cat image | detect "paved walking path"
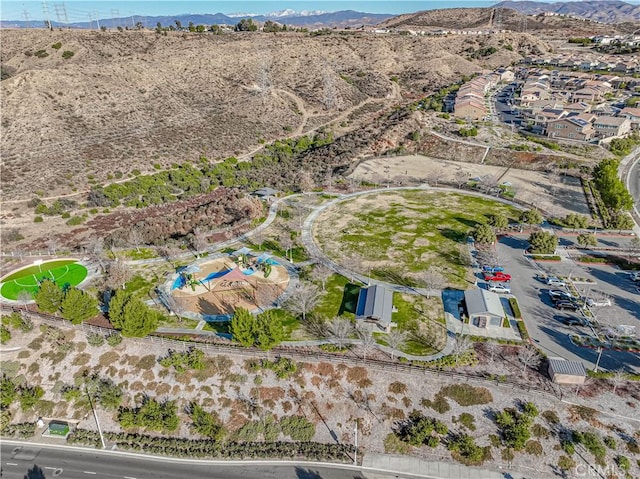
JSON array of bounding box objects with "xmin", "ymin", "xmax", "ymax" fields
[{"xmin": 363, "ymin": 453, "xmax": 530, "ymax": 479}]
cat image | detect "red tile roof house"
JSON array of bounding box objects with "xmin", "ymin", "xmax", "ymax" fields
[
  {"xmin": 593, "ymin": 116, "xmax": 632, "ymax": 139},
  {"xmin": 547, "ymin": 117, "xmax": 595, "ymax": 142}
]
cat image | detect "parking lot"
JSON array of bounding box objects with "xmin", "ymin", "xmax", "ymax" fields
[{"xmin": 494, "ymin": 234, "xmax": 640, "ymax": 374}]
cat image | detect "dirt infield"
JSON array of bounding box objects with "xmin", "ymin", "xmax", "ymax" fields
[
  {"xmin": 172, "ymin": 257, "xmax": 289, "ymax": 316},
  {"xmin": 350, "ymin": 155, "xmax": 590, "ymax": 217}
]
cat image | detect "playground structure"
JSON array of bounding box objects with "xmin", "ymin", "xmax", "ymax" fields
[{"xmin": 170, "ymin": 249, "xmax": 289, "ymax": 317}]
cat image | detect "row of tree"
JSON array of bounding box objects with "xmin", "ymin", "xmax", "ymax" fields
[{"xmin": 35, "ymin": 280, "xmax": 98, "ymax": 324}]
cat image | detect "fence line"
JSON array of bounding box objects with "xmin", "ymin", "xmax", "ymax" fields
[{"xmin": 0, "ymin": 305, "xmax": 559, "ymax": 399}]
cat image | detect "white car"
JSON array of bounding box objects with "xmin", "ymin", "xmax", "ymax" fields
[
  {"xmin": 586, "ymin": 298, "xmax": 611, "ymax": 307},
  {"xmin": 489, "ymin": 284, "xmax": 511, "ymax": 294},
  {"xmin": 546, "ymin": 277, "xmax": 566, "ymax": 287}
]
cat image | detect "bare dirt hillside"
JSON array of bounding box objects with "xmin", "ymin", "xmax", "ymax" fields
[
  {"xmin": 1, "ymin": 29, "xmax": 548, "ymax": 201},
  {"xmin": 379, "ymin": 7, "xmax": 637, "ymax": 35}
]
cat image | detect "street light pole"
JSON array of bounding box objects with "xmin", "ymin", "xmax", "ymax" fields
[
  {"xmin": 85, "ymin": 385, "xmax": 106, "ymax": 449},
  {"xmin": 354, "ymin": 419, "xmax": 358, "ymax": 465},
  {"xmin": 594, "ymin": 347, "xmax": 603, "ymax": 373}
]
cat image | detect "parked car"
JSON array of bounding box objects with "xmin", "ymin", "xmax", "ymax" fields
[
  {"xmin": 484, "ymin": 272, "xmax": 512, "ymax": 282},
  {"xmin": 555, "ymin": 301, "xmax": 579, "ymax": 311},
  {"xmin": 556, "ymin": 315, "xmax": 587, "ymax": 326},
  {"xmin": 629, "ymin": 272, "xmax": 640, "ymax": 282},
  {"xmin": 546, "ymin": 277, "xmax": 566, "ymax": 287},
  {"xmin": 482, "ymin": 265, "xmax": 505, "ymax": 273},
  {"xmin": 586, "ymin": 298, "xmax": 611, "ymax": 307},
  {"xmin": 489, "ymin": 284, "xmax": 511, "ymax": 294},
  {"xmin": 548, "ymin": 290, "xmax": 573, "ymax": 300}
]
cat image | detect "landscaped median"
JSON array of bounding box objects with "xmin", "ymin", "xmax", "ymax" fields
[
  {"xmin": 507, "ymin": 296, "xmax": 529, "ymax": 343},
  {"xmin": 569, "ymin": 334, "xmax": 640, "ymax": 353}
]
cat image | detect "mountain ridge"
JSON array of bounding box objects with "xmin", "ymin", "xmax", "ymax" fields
[{"xmin": 493, "ymin": 0, "xmax": 640, "ymax": 23}]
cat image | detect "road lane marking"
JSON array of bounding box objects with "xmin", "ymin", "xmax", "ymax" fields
[
  {"xmin": 83, "ymin": 472, "xmax": 97, "ymax": 475},
  {"xmin": 45, "ymin": 467, "xmax": 57, "ymax": 470},
  {"xmin": 6, "ymin": 463, "xmax": 18, "ymax": 466},
  {"xmin": 124, "ymin": 476, "xmax": 137, "ymax": 479}
]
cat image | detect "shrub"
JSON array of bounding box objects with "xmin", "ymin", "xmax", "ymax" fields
[
  {"xmin": 542, "ymin": 410, "xmax": 559, "ymax": 425},
  {"xmin": 532, "ymin": 424, "xmax": 549, "ymax": 438},
  {"xmin": 34, "ymin": 216, "xmax": 43, "ymax": 223},
  {"xmin": 580, "ymin": 431, "xmax": 606, "ymax": 464},
  {"xmin": 517, "ymin": 321, "xmax": 529, "ymax": 341},
  {"xmin": 389, "ymin": 381, "xmax": 408, "ymax": 395},
  {"xmin": 62, "ymin": 50, "xmax": 75, "ymax": 59},
  {"xmin": 280, "ymin": 416, "xmax": 316, "ymax": 441},
  {"xmin": 106, "ymin": 332, "xmax": 122, "ymax": 346},
  {"xmin": 438, "ymin": 384, "xmax": 493, "ymax": 406},
  {"xmin": 616, "ymin": 455, "xmax": 630, "ymax": 471},
  {"xmin": 508, "ymin": 298, "xmax": 522, "ymax": 318},
  {"xmin": 396, "ymin": 411, "xmax": 447, "ymax": 446},
  {"xmin": 86, "ymin": 332, "xmax": 105, "ymax": 347},
  {"xmin": 421, "ymin": 395, "xmax": 450, "ymax": 414},
  {"xmin": 525, "ymin": 440, "xmax": 543, "ymax": 455},
  {"xmin": 34, "ymin": 50, "xmax": 48, "ymax": 58},
  {"xmin": 159, "ymin": 348, "xmax": 205, "ymax": 372},
  {"xmin": 52, "ymin": 42, "xmax": 62, "ymax": 49},
  {"xmin": 458, "ymin": 413, "xmax": 476, "ymax": 431},
  {"xmin": 0, "ymin": 326, "xmax": 10, "ymax": 344},
  {"xmin": 448, "ymin": 433, "xmax": 486, "ymax": 464},
  {"xmin": 604, "ymin": 436, "xmax": 617, "ymax": 449},
  {"xmin": 558, "ymin": 455, "xmax": 576, "ymax": 471},
  {"xmin": 66, "ymin": 215, "xmax": 84, "ymax": 225}
]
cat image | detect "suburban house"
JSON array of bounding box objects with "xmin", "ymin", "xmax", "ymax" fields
[
  {"xmin": 355, "ymin": 284, "xmax": 394, "ymax": 333},
  {"xmin": 547, "ymin": 117, "xmax": 595, "ymax": 141},
  {"xmin": 454, "ymin": 97, "xmax": 486, "ymax": 120},
  {"xmin": 593, "ymin": 116, "xmax": 631, "ymax": 139},
  {"xmin": 563, "ymin": 102, "xmax": 591, "ymax": 114},
  {"xmin": 463, "ymin": 289, "xmax": 505, "ymax": 328},
  {"xmin": 619, "ymin": 107, "xmax": 640, "ymax": 129},
  {"xmin": 571, "ymin": 87, "xmax": 603, "ymax": 103},
  {"xmin": 532, "ymin": 108, "xmax": 567, "ymax": 134},
  {"xmin": 547, "ymin": 358, "xmax": 586, "ymax": 385}
]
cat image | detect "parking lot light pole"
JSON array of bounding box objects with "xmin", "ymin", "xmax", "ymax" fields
[{"xmin": 594, "ymin": 347, "xmax": 603, "ymax": 373}]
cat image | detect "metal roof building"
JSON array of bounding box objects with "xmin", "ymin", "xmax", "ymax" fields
[
  {"xmin": 355, "ymin": 285, "xmax": 393, "ymax": 332},
  {"xmin": 464, "ymin": 288, "xmax": 505, "ymax": 328},
  {"xmin": 548, "ymin": 358, "xmax": 587, "ymax": 385}
]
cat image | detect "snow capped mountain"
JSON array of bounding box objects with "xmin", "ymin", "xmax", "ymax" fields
[
  {"xmin": 227, "ymin": 9, "xmax": 328, "ymax": 19},
  {"xmin": 266, "ymin": 9, "xmax": 328, "ymax": 18}
]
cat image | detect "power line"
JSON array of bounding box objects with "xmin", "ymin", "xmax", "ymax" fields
[{"xmin": 41, "ymin": 0, "xmax": 52, "ymax": 29}]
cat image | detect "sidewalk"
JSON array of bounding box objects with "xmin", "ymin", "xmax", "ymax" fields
[{"xmin": 363, "ymin": 453, "xmax": 527, "ymax": 479}]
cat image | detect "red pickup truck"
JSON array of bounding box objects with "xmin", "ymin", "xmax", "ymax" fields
[{"xmin": 483, "ymin": 272, "xmax": 512, "ymax": 282}]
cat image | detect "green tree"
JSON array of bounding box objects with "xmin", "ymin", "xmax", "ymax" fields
[
  {"xmin": 472, "ymin": 224, "xmax": 496, "ymax": 245},
  {"xmin": 447, "ymin": 433, "xmax": 485, "ymax": 462},
  {"xmin": 487, "ymin": 213, "xmax": 509, "ymax": 230},
  {"xmin": 577, "ymin": 233, "xmax": 597, "ymax": 248},
  {"xmin": 0, "ymin": 375, "xmax": 17, "ymax": 408},
  {"xmin": 230, "ymin": 307, "xmax": 255, "ymax": 347},
  {"xmin": 519, "ymin": 209, "xmax": 543, "ymax": 227},
  {"xmin": 528, "ymin": 231, "xmax": 558, "ymax": 254},
  {"xmin": 255, "ymin": 309, "xmax": 285, "ymax": 350},
  {"xmin": 34, "ymin": 279, "xmax": 64, "ymax": 313},
  {"xmin": 19, "ymin": 385, "xmax": 44, "ymax": 411},
  {"xmin": 174, "ymin": 19, "xmax": 182, "ymax": 30},
  {"xmin": 61, "ymin": 288, "xmax": 98, "ymax": 324},
  {"xmin": 0, "ymin": 325, "xmax": 10, "ymax": 344},
  {"xmin": 235, "ymin": 18, "xmax": 258, "ymax": 31},
  {"xmin": 187, "ymin": 402, "xmax": 226, "ymax": 441},
  {"xmin": 564, "ymin": 213, "xmax": 589, "ymax": 229},
  {"xmin": 593, "ymin": 159, "xmax": 633, "ymax": 211},
  {"xmin": 107, "ymin": 291, "xmax": 159, "ymax": 337},
  {"xmin": 262, "ymin": 20, "xmax": 282, "ymax": 32}
]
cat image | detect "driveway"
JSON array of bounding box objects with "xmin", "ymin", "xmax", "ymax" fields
[{"xmin": 496, "ymin": 234, "xmax": 640, "ymax": 373}]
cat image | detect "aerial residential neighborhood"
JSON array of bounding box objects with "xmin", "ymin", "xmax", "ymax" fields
[{"xmin": 1, "ymin": 1, "xmax": 639, "ymax": 479}]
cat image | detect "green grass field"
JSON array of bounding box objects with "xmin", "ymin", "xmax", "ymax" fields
[
  {"xmin": 0, "ymin": 261, "xmax": 88, "ymax": 301},
  {"xmin": 315, "ymin": 190, "xmax": 520, "ymax": 288}
]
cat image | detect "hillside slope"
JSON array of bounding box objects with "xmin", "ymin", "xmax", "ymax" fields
[
  {"xmin": 0, "ymin": 29, "xmax": 548, "ymax": 201},
  {"xmin": 494, "ymin": 1, "xmax": 640, "ymax": 23}
]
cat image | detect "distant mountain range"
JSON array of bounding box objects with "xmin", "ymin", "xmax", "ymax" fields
[
  {"xmin": 493, "ymin": 0, "xmax": 640, "ymax": 23},
  {"xmin": 0, "ymin": 10, "xmax": 393, "ymax": 30}
]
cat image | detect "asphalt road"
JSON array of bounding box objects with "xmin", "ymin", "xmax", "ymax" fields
[
  {"xmin": 628, "ymin": 152, "xmax": 640, "ymax": 220},
  {"xmin": 0, "ymin": 443, "xmax": 371, "ymax": 479},
  {"xmin": 493, "ymin": 84, "xmax": 521, "ymax": 126},
  {"xmin": 495, "ymin": 235, "xmax": 640, "ymax": 374}
]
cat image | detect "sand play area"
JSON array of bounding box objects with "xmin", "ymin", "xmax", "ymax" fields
[{"xmin": 171, "ymin": 256, "xmax": 290, "ymax": 316}]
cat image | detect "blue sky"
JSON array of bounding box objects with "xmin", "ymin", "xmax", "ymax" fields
[{"xmin": 1, "ymin": 0, "xmax": 567, "ymax": 22}]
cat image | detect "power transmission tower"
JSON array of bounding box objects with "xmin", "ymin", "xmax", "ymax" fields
[
  {"xmin": 42, "ymin": 0, "xmax": 52, "ymax": 29},
  {"xmin": 111, "ymin": 9, "xmax": 119, "ymax": 28},
  {"xmin": 22, "ymin": 10, "xmax": 31, "ymax": 28},
  {"xmin": 94, "ymin": 11, "xmax": 100, "ymax": 29},
  {"xmin": 61, "ymin": 2, "xmax": 69, "ymax": 24},
  {"xmin": 53, "ymin": 4, "xmax": 63, "ymax": 23}
]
